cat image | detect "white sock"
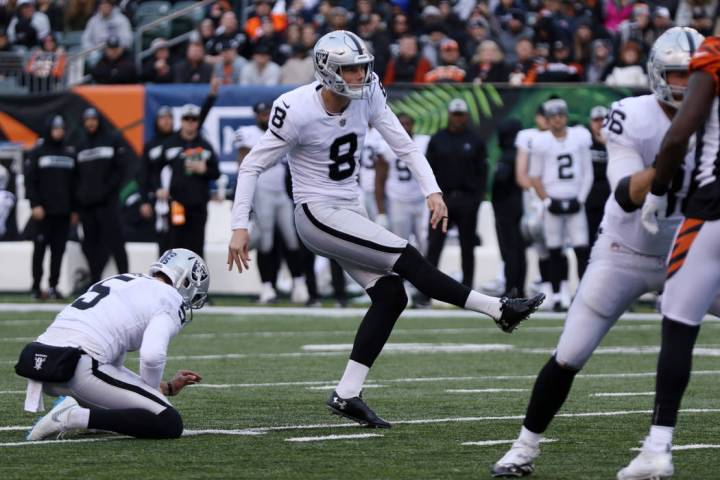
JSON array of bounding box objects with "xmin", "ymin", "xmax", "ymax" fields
[
  {"xmin": 647, "ymin": 425, "xmax": 674, "ymax": 451},
  {"xmin": 464, "ymin": 290, "xmax": 502, "ymax": 319},
  {"xmin": 262, "ymin": 282, "xmax": 274, "ymax": 289},
  {"xmin": 66, "ymin": 407, "xmax": 90, "ymax": 429},
  {"xmin": 518, "ymin": 426, "xmax": 541, "ymax": 446},
  {"xmin": 335, "ymin": 360, "xmax": 370, "ymax": 398}
]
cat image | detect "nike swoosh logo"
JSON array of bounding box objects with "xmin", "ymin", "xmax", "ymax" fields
[
  {"xmin": 282, "ymin": 101, "xmax": 290, "ymax": 109},
  {"xmin": 51, "ymin": 403, "xmax": 76, "ymax": 422}
]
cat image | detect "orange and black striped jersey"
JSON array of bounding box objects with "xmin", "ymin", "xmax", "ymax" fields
[{"xmin": 686, "ymin": 36, "xmax": 720, "ymax": 220}]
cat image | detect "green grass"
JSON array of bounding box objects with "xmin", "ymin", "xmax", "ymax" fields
[{"xmin": 1, "ymin": 309, "xmax": 719, "ymax": 479}]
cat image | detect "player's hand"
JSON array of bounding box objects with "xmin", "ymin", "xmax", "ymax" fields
[
  {"xmin": 375, "ymin": 213, "xmax": 389, "ymax": 229},
  {"xmin": 166, "ymin": 370, "xmax": 202, "ymax": 396},
  {"xmin": 640, "ymin": 192, "xmax": 667, "ymax": 235},
  {"xmin": 31, "ymin": 206, "xmax": 45, "ymax": 221},
  {"xmin": 227, "ymin": 228, "xmax": 251, "ymax": 272},
  {"xmin": 139, "ymin": 203, "xmax": 153, "ymax": 219},
  {"xmin": 427, "ymin": 192, "xmax": 448, "ymax": 233}
]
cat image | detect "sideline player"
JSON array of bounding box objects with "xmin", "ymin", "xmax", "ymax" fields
[
  {"xmin": 235, "ymin": 101, "xmax": 308, "ymax": 304},
  {"xmin": 617, "ymin": 31, "xmax": 720, "ymax": 480},
  {"xmin": 228, "ymin": 30, "xmax": 544, "ymax": 428},
  {"xmin": 17, "ymin": 248, "xmax": 209, "ymax": 440},
  {"xmin": 491, "ymin": 27, "xmax": 703, "ymax": 478},
  {"xmin": 529, "ymin": 98, "xmax": 593, "ymax": 309}
]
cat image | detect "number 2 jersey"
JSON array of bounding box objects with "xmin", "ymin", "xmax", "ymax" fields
[
  {"xmin": 231, "ymin": 75, "xmax": 441, "ymax": 229},
  {"xmin": 528, "ymin": 126, "xmax": 593, "ymax": 201},
  {"xmin": 601, "ymin": 94, "xmax": 694, "ymax": 256},
  {"xmin": 36, "ymin": 274, "xmax": 186, "ymax": 388},
  {"xmin": 686, "ymin": 36, "xmax": 720, "ymax": 220}
]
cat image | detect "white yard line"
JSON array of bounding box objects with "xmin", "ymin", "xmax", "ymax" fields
[
  {"xmin": 183, "ymin": 429, "xmax": 265, "ymax": 436},
  {"xmin": 285, "ymin": 433, "xmax": 383, "ymax": 442},
  {"xmin": 0, "ymin": 391, "xmax": 24, "ymax": 395},
  {"xmin": 305, "ymin": 384, "xmax": 385, "ymax": 390},
  {"xmin": 3, "ymin": 409, "xmax": 719, "ymax": 447},
  {"xmin": 0, "ymin": 426, "xmax": 29, "ymax": 431},
  {"xmin": 447, "ymin": 388, "xmax": 528, "ymax": 394},
  {"xmin": 462, "ymin": 438, "xmax": 557, "ymax": 446},
  {"xmin": 631, "ymin": 444, "xmax": 720, "ymax": 451},
  {"xmin": 591, "ymin": 392, "xmax": 655, "ymax": 397}
]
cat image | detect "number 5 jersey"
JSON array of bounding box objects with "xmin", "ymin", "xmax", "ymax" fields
[{"xmin": 231, "ymin": 74, "xmax": 440, "ymax": 229}]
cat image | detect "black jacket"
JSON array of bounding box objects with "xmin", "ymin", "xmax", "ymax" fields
[
  {"xmin": 138, "ymin": 131, "xmax": 173, "ymax": 204},
  {"xmin": 492, "ymin": 119, "xmax": 523, "ymax": 213},
  {"xmin": 427, "ymin": 127, "xmax": 488, "ymax": 198},
  {"xmin": 91, "ymin": 50, "xmax": 138, "ymax": 84},
  {"xmin": 162, "ymin": 132, "xmax": 220, "ymax": 208},
  {"xmin": 172, "ymin": 60, "xmax": 213, "ymax": 84},
  {"xmin": 75, "ymin": 126, "xmax": 127, "ymax": 208},
  {"xmin": 586, "ymin": 137, "xmax": 610, "ymax": 209},
  {"xmin": 25, "ymin": 137, "xmax": 75, "ymax": 215}
]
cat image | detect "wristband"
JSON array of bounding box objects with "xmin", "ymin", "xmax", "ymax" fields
[
  {"xmin": 166, "ymin": 381, "xmax": 174, "ymax": 396},
  {"xmin": 650, "ymin": 179, "xmax": 668, "ymax": 196}
]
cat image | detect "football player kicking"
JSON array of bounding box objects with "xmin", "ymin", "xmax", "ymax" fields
[
  {"xmin": 17, "ymin": 249, "xmax": 209, "ymax": 440},
  {"xmin": 228, "ymin": 30, "xmax": 544, "ymax": 428},
  {"xmin": 617, "ymin": 32, "xmax": 720, "ymax": 480},
  {"xmin": 491, "ymin": 27, "xmax": 703, "ymax": 477}
]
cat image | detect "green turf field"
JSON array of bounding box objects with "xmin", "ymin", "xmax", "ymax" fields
[{"xmin": 1, "ymin": 307, "xmax": 719, "ymax": 479}]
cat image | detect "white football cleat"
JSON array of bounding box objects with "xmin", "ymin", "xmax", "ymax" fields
[
  {"xmin": 258, "ymin": 283, "xmax": 277, "ymax": 304},
  {"xmin": 27, "ymin": 396, "xmax": 80, "ymax": 441},
  {"xmin": 291, "ymin": 279, "xmax": 309, "ymax": 304},
  {"xmin": 491, "ymin": 439, "xmax": 540, "ymax": 477},
  {"xmin": 617, "ymin": 439, "xmax": 674, "ymax": 480}
]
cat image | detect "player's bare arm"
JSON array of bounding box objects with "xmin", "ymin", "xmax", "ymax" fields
[
  {"xmin": 655, "ymin": 71, "xmax": 716, "ymax": 190},
  {"xmin": 515, "ymin": 149, "xmax": 532, "ymax": 190}
]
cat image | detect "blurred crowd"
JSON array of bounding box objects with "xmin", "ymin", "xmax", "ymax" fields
[{"xmin": 1, "ymin": 0, "xmax": 718, "ymax": 88}]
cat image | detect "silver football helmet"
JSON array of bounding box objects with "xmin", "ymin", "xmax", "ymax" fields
[
  {"xmin": 313, "ymin": 30, "xmax": 374, "ymax": 99},
  {"xmin": 648, "ymin": 26, "xmax": 704, "ymax": 109},
  {"xmin": 149, "ymin": 248, "xmax": 209, "ymax": 309}
]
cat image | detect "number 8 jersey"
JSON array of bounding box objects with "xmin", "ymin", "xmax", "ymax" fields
[{"xmin": 232, "ymin": 75, "xmax": 441, "ymax": 229}]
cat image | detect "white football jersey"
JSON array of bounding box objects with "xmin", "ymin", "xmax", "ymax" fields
[
  {"xmin": 235, "ymin": 125, "xmax": 286, "ymax": 193},
  {"xmin": 529, "ymin": 126, "xmax": 593, "ymax": 200},
  {"xmin": 514, "ymin": 127, "xmax": 542, "ymax": 153},
  {"xmin": 382, "ymin": 134, "xmax": 430, "ymax": 202},
  {"xmin": 601, "ymin": 94, "xmax": 694, "ymax": 256},
  {"xmin": 36, "ymin": 274, "xmax": 185, "ymax": 388},
  {"xmin": 0, "ymin": 190, "xmax": 14, "ymax": 237},
  {"xmin": 232, "ymin": 75, "xmax": 441, "ymax": 229},
  {"xmin": 358, "ymin": 127, "xmax": 380, "ymax": 194}
]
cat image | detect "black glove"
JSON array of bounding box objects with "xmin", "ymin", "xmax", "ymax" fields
[{"xmin": 548, "ymin": 198, "xmax": 581, "ymax": 215}]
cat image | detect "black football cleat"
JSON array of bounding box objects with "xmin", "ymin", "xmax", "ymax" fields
[
  {"xmin": 326, "ymin": 390, "xmax": 391, "ymax": 428},
  {"xmin": 495, "ymin": 293, "xmax": 545, "ymax": 333}
]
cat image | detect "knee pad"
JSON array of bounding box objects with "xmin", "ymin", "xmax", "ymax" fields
[
  {"xmin": 368, "ymin": 275, "xmax": 408, "ymax": 315},
  {"xmin": 157, "ymin": 407, "xmax": 183, "ymax": 439}
]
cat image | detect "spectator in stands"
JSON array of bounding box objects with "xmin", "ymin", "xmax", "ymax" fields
[
  {"xmin": 675, "ymin": 0, "xmax": 717, "ymax": 36},
  {"xmin": 207, "ymin": 11, "xmax": 247, "ymax": 63},
  {"xmin": 585, "ymin": 38, "xmax": 614, "ymax": 83},
  {"xmin": 426, "ymin": 98, "xmax": 488, "ymax": 289},
  {"xmin": 327, "ymin": 6, "xmax": 349, "ymax": 31},
  {"xmin": 389, "ymin": 12, "xmax": 411, "ymax": 42},
  {"xmin": 25, "ymin": 114, "xmax": 75, "ymax": 300},
  {"xmin": 424, "ymin": 38, "xmax": 467, "ymax": 83},
  {"xmin": 81, "ymin": 0, "xmax": 132, "ymax": 53},
  {"xmin": 65, "ymin": 0, "xmax": 95, "ymax": 32},
  {"xmin": 462, "ymin": 17, "xmax": 492, "ymax": 61},
  {"xmin": 7, "ymin": 0, "xmax": 51, "ymax": 49},
  {"xmin": 198, "ymin": 18, "xmax": 216, "ymax": 52},
  {"xmin": 91, "ymin": 34, "xmax": 137, "ymax": 84},
  {"xmin": 173, "ymin": 38, "xmax": 213, "ymax": 84},
  {"xmin": 240, "ymin": 41, "xmax": 280, "ymax": 85},
  {"xmin": 36, "ymin": 0, "xmax": 62, "ymax": 33},
  {"xmin": 604, "ymin": 0, "xmax": 634, "ymax": 33},
  {"xmin": 300, "ymin": 23, "xmax": 318, "ymax": 51},
  {"xmin": 277, "ymin": 21, "xmax": 301, "ymax": 61},
  {"xmin": 213, "ymin": 38, "xmax": 246, "ymax": 84},
  {"xmin": 383, "ymin": 34, "xmax": 431, "ymax": 85},
  {"xmin": 605, "ymin": 40, "xmax": 648, "ymax": 87},
  {"xmin": 508, "ymin": 36, "xmax": 535, "ymax": 85},
  {"xmin": 25, "ymin": 33, "xmax": 65, "ymax": 91},
  {"xmin": 161, "ymin": 104, "xmax": 220, "ymax": 260},
  {"xmin": 245, "ymin": 0, "xmax": 287, "ymax": 42},
  {"xmin": 357, "ymin": 13, "xmax": 391, "ymax": 80},
  {"xmin": 75, "ymin": 107, "xmax": 129, "ymax": 285},
  {"xmin": 533, "ymin": 41, "xmax": 583, "ymax": 82},
  {"xmin": 467, "ymin": 39, "xmax": 510, "ymax": 83},
  {"xmin": 0, "ymin": 27, "xmax": 12, "ymax": 52},
  {"xmin": 492, "ymin": 119, "xmax": 526, "ymax": 298},
  {"xmin": 142, "ymin": 38, "xmax": 173, "ymax": 84},
  {"xmin": 280, "ymin": 44, "xmax": 314, "ymax": 84},
  {"xmin": 618, "ymin": 3, "xmax": 656, "ymax": 50},
  {"xmin": 497, "ymin": 9, "xmax": 533, "ymax": 64},
  {"xmin": 652, "ymin": 6, "xmax": 674, "ymax": 35},
  {"xmin": 572, "ymin": 19, "xmax": 594, "ymax": 67}
]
